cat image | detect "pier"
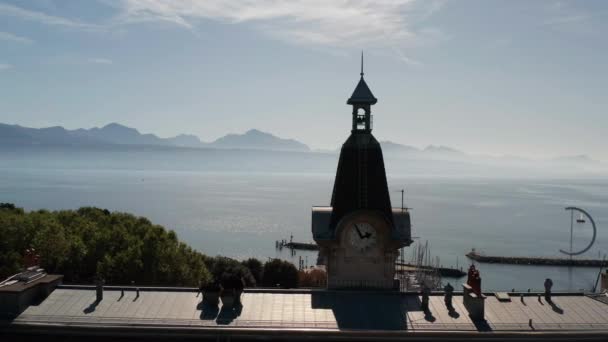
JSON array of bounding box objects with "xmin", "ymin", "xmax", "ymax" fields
[
  {"xmin": 466, "ymin": 249, "xmax": 608, "ymax": 267},
  {"xmin": 276, "ymin": 239, "xmax": 319, "ymax": 251}
]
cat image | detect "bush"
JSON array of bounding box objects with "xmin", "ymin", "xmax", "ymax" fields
[
  {"xmin": 262, "ymin": 259, "xmax": 298, "ymax": 288},
  {"xmin": 241, "ymin": 258, "xmax": 263, "ymax": 285},
  {"xmin": 0, "ymin": 203, "xmax": 19, "ymax": 211},
  {"xmin": 204, "ymin": 256, "xmax": 256, "ymax": 288},
  {"xmin": 297, "ymin": 268, "xmax": 327, "ymax": 288}
]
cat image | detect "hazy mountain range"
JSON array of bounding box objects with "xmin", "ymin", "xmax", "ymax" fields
[
  {"xmin": 0, "ymin": 123, "xmax": 309, "ymax": 152},
  {"xmin": 0, "ymin": 122, "xmax": 600, "ymax": 166}
]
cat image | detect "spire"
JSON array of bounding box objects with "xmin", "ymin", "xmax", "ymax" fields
[
  {"xmin": 347, "ymin": 52, "xmax": 377, "ymax": 105},
  {"xmin": 360, "ymin": 51, "xmax": 364, "ymax": 77}
]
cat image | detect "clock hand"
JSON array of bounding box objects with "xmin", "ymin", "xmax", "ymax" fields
[
  {"xmin": 362, "ymin": 232, "xmax": 372, "ymax": 239},
  {"xmin": 354, "ymin": 224, "xmax": 365, "ymax": 239}
]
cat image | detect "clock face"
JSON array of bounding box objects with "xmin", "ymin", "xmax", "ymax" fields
[{"xmin": 347, "ymin": 222, "xmax": 377, "ymax": 253}]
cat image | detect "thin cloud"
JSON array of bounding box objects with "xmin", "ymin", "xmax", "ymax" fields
[
  {"xmin": 110, "ymin": 0, "xmax": 442, "ymax": 61},
  {"xmin": 0, "ymin": 63, "xmax": 13, "ymax": 71},
  {"xmin": 541, "ymin": 1, "xmax": 597, "ymax": 32},
  {"xmin": 543, "ymin": 13, "xmax": 590, "ymax": 26},
  {"xmin": 0, "ymin": 3, "xmax": 99, "ymax": 29},
  {"xmin": 0, "ymin": 31, "xmax": 34, "ymax": 44},
  {"xmin": 88, "ymin": 58, "xmax": 113, "ymax": 65},
  {"xmin": 0, "ymin": 1, "xmax": 444, "ymax": 64}
]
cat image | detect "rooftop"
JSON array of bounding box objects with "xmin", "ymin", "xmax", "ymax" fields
[
  {"xmin": 4, "ymin": 286, "xmax": 608, "ymax": 339},
  {"xmin": 347, "ymin": 77, "xmax": 377, "ymax": 105},
  {"xmin": 0, "ymin": 274, "xmax": 62, "ymax": 293}
]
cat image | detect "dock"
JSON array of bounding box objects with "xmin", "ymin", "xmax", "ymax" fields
[
  {"xmin": 466, "ymin": 250, "xmax": 608, "ymax": 267},
  {"xmin": 276, "ymin": 240, "xmax": 319, "ymax": 251}
]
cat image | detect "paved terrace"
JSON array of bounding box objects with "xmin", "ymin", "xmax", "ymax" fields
[{"xmin": 4, "ymin": 286, "xmax": 608, "ymax": 339}]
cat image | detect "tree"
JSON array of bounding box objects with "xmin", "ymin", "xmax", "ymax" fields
[
  {"xmin": 0, "ymin": 206, "xmax": 212, "ymax": 286},
  {"xmin": 262, "ymin": 259, "xmax": 298, "ymax": 288},
  {"xmin": 241, "ymin": 258, "xmax": 263, "ymax": 285},
  {"xmin": 205, "ymin": 256, "xmax": 255, "ymax": 287},
  {"xmin": 0, "ymin": 203, "xmax": 19, "ymax": 211},
  {"xmin": 297, "ymin": 268, "xmax": 327, "ymax": 287}
]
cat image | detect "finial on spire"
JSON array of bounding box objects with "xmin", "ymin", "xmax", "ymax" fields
[{"xmin": 360, "ymin": 51, "xmax": 364, "ymax": 77}]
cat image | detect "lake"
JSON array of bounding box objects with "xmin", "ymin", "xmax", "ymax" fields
[{"xmin": 1, "ymin": 146, "xmax": 607, "ymax": 291}]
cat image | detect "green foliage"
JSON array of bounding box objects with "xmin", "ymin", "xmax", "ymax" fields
[
  {"xmin": 0, "ymin": 205, "xmax": 300, "ymax": 289},
  {"xmin": 242, "ymin": 258, "xmax": 263, "ymax": 285},
  {"xmin": 298, "ymin": 268, "xmax": 327, "ymax": 288},
  {"xmin": 0, "ymin": 206, "xmax": 211, "ymax": 286},
  {"xmin": 0, "ymin": 204, "xmax": 29, "ymax": 277},
  {"xmin": 0, "ymin": 203, "xmax": 20, "ymax": 211},
  {"xmin": 204, "ymin": 256, "xmax": 256, "ymax": 288},
  {"xmin": 262, "ymin": 259, "xmax": 299, "ymax": 288}
]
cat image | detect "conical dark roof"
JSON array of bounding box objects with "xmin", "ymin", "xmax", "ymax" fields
[
  {"xmin": 347, "ymin": 77, "xmax": 377, "ymax": 105},
  {"xmin": 329, "ymin": 133, "xmax": 393, "ymax": 231}
]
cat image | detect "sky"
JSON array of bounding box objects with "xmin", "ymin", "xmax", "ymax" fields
[{"xmin": 0, "ymin": 0, "xmax": 607, "ymax": 160}]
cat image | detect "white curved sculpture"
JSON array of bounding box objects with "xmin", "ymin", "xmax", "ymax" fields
[{"xmin": 559, "ymin": 207, "xmax": 596, "ymax": 256}]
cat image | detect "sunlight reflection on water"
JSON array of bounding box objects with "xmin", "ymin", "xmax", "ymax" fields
[{"xmin": 1, "ymin": 166, "xmax": 607, "ymax": 291}]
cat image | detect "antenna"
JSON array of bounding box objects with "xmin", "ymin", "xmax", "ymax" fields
[
  {"xmin": 394, "ymin": 189, "xmax": 406, "ymax": 210},
  {"xmin": 360, "ymin": 51, "xmax": 364, "ymax": 77}
]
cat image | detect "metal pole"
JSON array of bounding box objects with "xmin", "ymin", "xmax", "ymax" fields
[
  {"xmin": 400, "ymin": 187, "xmax": 405, "ymax": 268},
  {"xmin": 593, "ymin": 254, "xmax": 606, "ymax": 293},
  {"xmin": 570, "ymin": 210, "xmax": 574, "ymax": 261}
]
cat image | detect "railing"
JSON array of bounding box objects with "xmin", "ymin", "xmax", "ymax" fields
[{"xmin": 18, "ymin": 314, "xmax": 608, "ymax": 332}]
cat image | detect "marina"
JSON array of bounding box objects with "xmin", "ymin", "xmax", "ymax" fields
[{"xmin": 396, "ymin": 263, "xmax": 466, "ymax": 278}]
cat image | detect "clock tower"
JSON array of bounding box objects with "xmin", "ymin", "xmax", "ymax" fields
[{"xmin": 312, "ymin": 55, "xmax": 412, "ymax": 289}]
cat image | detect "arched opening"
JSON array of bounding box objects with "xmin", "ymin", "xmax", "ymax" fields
[{"xmin": 355, "ymin": 107, "xmax": 367, "ymax": 130}]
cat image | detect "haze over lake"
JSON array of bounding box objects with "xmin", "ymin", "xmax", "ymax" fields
[{"xmin": 1, "ymin": 145, "xmax": 607, "ymax": 291}]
